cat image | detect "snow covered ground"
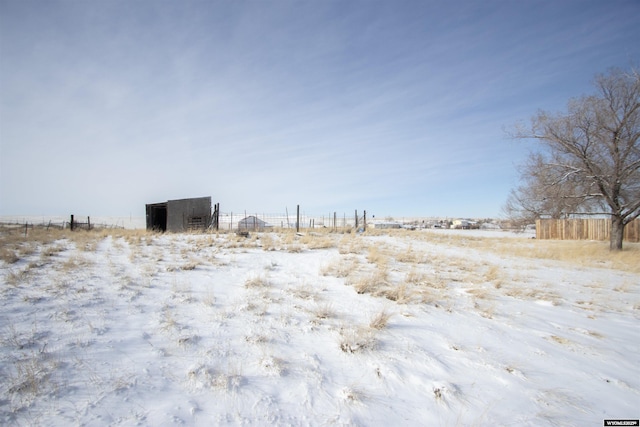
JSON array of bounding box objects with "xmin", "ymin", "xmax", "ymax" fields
[{"xmin": 1, "ymin": 228, "xmax": 638, "ymax": 426}]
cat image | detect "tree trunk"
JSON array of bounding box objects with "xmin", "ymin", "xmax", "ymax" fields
[{"xmin": 610, "ymin": 215, "xmax": 625, "ymax": 251}]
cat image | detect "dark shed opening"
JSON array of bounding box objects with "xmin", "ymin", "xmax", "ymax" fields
[{"xmin": 146, "ymin": 202, "xmax": 168, "ymax": 232}]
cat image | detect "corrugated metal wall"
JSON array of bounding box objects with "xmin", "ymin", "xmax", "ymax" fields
[
  {"xmin": 147, "ymin": 197, "xmax": 212, "ymax": 232},
  {"xmin": 166, "ymin": 197, "xmax": 212, "ymax": 232}
]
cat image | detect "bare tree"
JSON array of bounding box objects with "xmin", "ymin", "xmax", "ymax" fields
[{"xmin": 507, "ymin": 67, "xmax": 640, "ymax": 250}]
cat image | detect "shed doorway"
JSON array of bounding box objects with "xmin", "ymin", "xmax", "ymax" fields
[{"xmin": 146, "ymin": 203, "xmax": 167, "ymax": 232}]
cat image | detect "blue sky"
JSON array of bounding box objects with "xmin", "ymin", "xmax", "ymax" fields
[{"xmin": 1, "ymin": 0, "xmax": 638, "ymax": 219}]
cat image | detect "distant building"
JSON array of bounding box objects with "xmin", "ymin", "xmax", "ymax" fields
[
  {"xmin": 146, "ymin": 197, "xmax": 212, "ymax": 232},
  {"xmin": 238, "ymin": 216, "xmax": 272, "ymax": 231},
  {"xmin": 451, "ymin": 219, "xmax": 478, "ymax": 229},
  {"xmin": 374, "ymin": 222, "xmax": 403, "ymax": 229}
]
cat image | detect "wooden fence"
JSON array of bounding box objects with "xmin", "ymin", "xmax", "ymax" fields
[{"xmin": 535, "ymin": 218, "xmax": 640, "ymax": 242}]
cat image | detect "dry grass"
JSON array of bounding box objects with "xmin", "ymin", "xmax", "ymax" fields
[
  {"xmin": 349, "ymin": 268, "xmax": 389, "ymax": 295},
  {"xmin": 466, "ymin": 286, "xmax": 493, "ymax": 300},
  {"xmin": 0, "ymin": 247, "xmax": 20, "ymax": 264},
  {"xmin": 339, "ymin": 386, "xmax": 365, "ymax": 404},
  {"xmin": 613, "ymin": 281, "xmax": 634, "ymax": 293},
  {"xmin": 260, "ymin": 233, "xmax": 279, "ymax": 251},
  {"xmin": 404, "ymin": 229, "xmax": 640, "ymax": 273},
  {"xmin": 180, "ymin": 261, "xmax": 198, "ymax": 271},
  {"xmin": 245, "ymin": 274, "xmax": 271, "ymax": 288},
  {"xmin": 0, "ymin": 227, "xmax": 159, "ymax": 275},
  {"xmin": 282, "ymin": 232, "xmax": 297, "ymax": 246},
  {"xmin": 475, "ymin": 301, "xmax": 496, "ymax": 319},
  {"xmin": 483, "ymin": 265, "xmax": 502, "ymax": 283},
  {"xmin": 260, "ymin": 355, "xmax": 286, "ymax": 377},
  {"xmin": 299, "ymin": 233, "xmax": 336, "ymax": 250},
  {"xmin": 415, "ymin": 274, "xmax": 447, "ymax": 290},
  {"xmin": 274, "ymin": 232, "xmax": 304, "ymax": 253},
  {"xmin": 0, "ymin": 226, "xmax": 66, "ymax": 247},
  {"xmin": 170, "ymin": 280, "xmax": 193, "ymax": 303},
  {"xmin": 320, "ymin": 256, "xmax": 359, "ymax": 278},
  {"xmin": 444, "ymin": 235, "xmax": 640, "ymax": 274},
  {"xmin": 339, "ymin": 326, "xmax": 377, "ymax": 354},
  {"xmin": 6, "ymin": 351, "xmax": 60, "ymax": 404},
  {"xmin": 366, "ymin": 245, "xmax": 389, "ymax": 267},
  {"xmin": 338, "ymin": 235, "xmax": 363, "ymax": 254},
  {"xmin": 59, "ymin": 254, "xmax": 92, "ymax": 273},
  {"xmin": 286, "ymin": 244, "xmax": 304, "ymax": 253},
  {"xmin": 548, "ymin": 335, "xmax": 573, "ymax": 345},
  {"xmin": 290, "ymin": 283, "xmax": 318, "ymax": 301},
  {"xmin": 514, "ymin": 240, "xmax": 616, "ymax": 265},
  {"xmin": 369, "ymin": 309, "xmax": 392, "ymax": 330},
  {"xmin": 396, "ymin": 245, "xmax": 425, "ymax": 264},
  {"xmin": 41, "ymin": 244, "xmax": 66, "ymax": 258},
  {"xmin": 376, "ymin": 283, "xmax": 413, "ymax": 304},
  {"xmin": 404, "ymin": 268, "xmax": 427, "ymax": 284},
  {"xmin": 418, "ymin": 287, "xmax": 445, "ymax": 305},
  {"xmin": 501, "ymin": 284, "xmax": 562, "ymax": 305},
  {"xmin": 312, "ymin": 302, "xmax": 335, "ymax": 320},
  {"xmin": 160, "ymin": 303, "xmax": 179, "ymax": 332},
  {"xmin": 70, "ymin": 232, "xmax": 102, "ymax": 252}
]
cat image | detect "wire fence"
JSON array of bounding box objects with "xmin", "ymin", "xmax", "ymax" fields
[
  {"xmin": 0, "ymin": 216, "xmax": 127, "ymax": 233},
  {"xmin": 214, "ymin": 211, "xmax": 498, "ymax": 232},
  {"xmin": 1, "ymin": 212, "xmax": 505, "ymax": 234},
  {"xmin": 0, "ymin": 212, "xmax": 365, "ymax": 233},
  {"xmin": 215, "ymin": 211, "xmax": 366, "ymax": 232}
]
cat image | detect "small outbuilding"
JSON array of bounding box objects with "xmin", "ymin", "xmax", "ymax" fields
[
  {"xmin": 146, "ymin": 197, "xmax": 212, "ymax": 232},
  {"xmin": 238, "ymin": 216, "xmax": 272, "ymax": 231}
]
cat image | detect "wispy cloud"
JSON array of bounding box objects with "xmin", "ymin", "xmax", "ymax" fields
[{"xmin": 1, "ymin": 0, "xmax": 638, "ymax": 217}]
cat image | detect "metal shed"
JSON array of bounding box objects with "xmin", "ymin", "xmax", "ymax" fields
[
  {"xmin": 146, "ymin": 197, "xmax": 212, "ymax": 232},
  {"xmin": 238, "ymin": 215, "xmax": 272, "ymax": 231}
]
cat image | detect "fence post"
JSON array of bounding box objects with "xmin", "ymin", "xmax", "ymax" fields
[
  {"xmin": 215, "ymin": 203, "xmax": 220, "ymax": 231},
  {"xmin": 363, "ymin": 210, "xmax": 367, "ymax": 232},
  {"xmin": 355, "ymin": 210, "xmax": 358, "ymax": 229},
  {"xmin": 70, "ymin": 215, "xmax": 75, "ymax": 231},
  {"xmin": 24, "ymin": 222, "xmax": 28, "ymax": 237},
  {"xmin": 296, "ymin": 205, "xmax": 300, "ymax": 233},
  {"xmin": 285, "ymin": 207, "xmax": 290, "ymax": 229},
  {"xmin": 88, "ymin": 216, "xmax": 91, "ymax": 230}
]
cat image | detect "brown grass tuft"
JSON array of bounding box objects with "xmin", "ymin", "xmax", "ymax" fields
[
  {"xmin": 245, "ymin": 274, "xmax": 271, "ymax": 288},
  {"xmin": 0, "ymin": 247, "xmax": 20, "ymax": 264},
  {"xmin": 339, "ymin": 326, "xmax": 377, "ymax": 354},
  {"xmin": 377, "ymin": 283, "xmax": 413, "ymax": 304},
  {"xmin": 369, "ymin": 309, "xmax": 392, "ymax": 330},
  {"xmin": 350, "ymin": 268, "xmax": 388, "ymax": 295}
]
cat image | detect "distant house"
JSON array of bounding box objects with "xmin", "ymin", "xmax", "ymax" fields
[
  {"xmin": 374, "ymin": 222, "xmax": 402, "ymax": 229},
  {"xmin": 451, "ymin": 219, "xmax": 478, "ymax": 229},
  {"xmin": 238, "ymin": 216, "xmax": 272, "ymax": 231},
  {"xmin": 146, "ymin": 197, "xmax": 212, "ymax": 232}
]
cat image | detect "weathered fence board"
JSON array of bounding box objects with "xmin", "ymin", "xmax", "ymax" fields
[{"xmin": 535, "ymin": 219, "xmax": 640, "ymax": 242}]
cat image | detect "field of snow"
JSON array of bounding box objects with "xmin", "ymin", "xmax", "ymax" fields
[{"xmin": 1, "ymin": 227, "xmax": 638, "ymax": 426}]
